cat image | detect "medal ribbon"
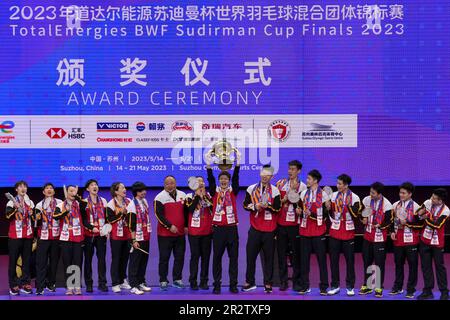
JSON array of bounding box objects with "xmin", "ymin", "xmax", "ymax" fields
[
  {"xmin": 370, "ymin": 197, "xmax": 384, "ymax": 225},
  {"xmin": 335, "ymin": 190, "xmax": 352, "ymax": 219},
  {"xmin": 252, "ymin": 183, "xmax": 273, "ymax": 206},
  {"xmin": 430, "ymin": 204, "xmax": 445, "ymax": 223},
  {"xmin": 88, "ymin": 196, "xmax": 105, "ymax": 223},
  {"xmin": 42, "ymin": 197, "xmax": 56, "ymax": 224},
  {"xmin": 134, "ymin": 198, "xmax": 148, "ymax": 226},
  {"xmin": 304, "ymin": 188, "xmax": 323, "ymax": 208},
  {"xmin": 64, "ymin": 199, "xmax": 80, "ymax": 226}
]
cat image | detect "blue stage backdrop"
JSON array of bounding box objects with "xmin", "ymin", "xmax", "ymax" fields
[{"xmin": 0, "ymin": 0, "xmax": 449, "ymax": 187}]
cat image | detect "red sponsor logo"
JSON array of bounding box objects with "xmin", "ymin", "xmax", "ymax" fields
[
  {"xmin": 46, "ymin": 128, "xmax": 67, "ymax": 139},
  {"xmin": 268, "ymin": 120, "xmax": 290, "ymax": 142},
  {"xmin": 172, "ymin": 121, "xmax": 193, "ymax": 131}
]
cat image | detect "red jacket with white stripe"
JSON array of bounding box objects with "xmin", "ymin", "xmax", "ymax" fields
[{"xmin": 154, "ymin": 189, "xmax": 186, "ymax": 237}]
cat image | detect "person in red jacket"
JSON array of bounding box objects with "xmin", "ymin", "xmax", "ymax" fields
[
  {"xmin": 416, "ymin": 188, "xmax": 449, "ymax": 300},
  {"xmin": 128, "ymin": 181, "xmax": 152, "ymax": 295},
  {"xmin": 298, "ymin": 169, "xmax": 331, "ymax": 296},
  {"xmin": 53, "ymin": 185, "xmax": 89, "ymax": 295},
  {"xmin": 206, "ymin": 153, "xmax": 240, "ymax": 295},
  {"xmin": 275, "ymin": 160, "xmax": 306, "ymax": 292},
  {"xmin": 34, "ymin": 183, "xmax": 63, "ymax": 295},
  {"xmin": 242, "ymin": 165, "xmax": 281, "ymax": 293},
  {"xmin": 106, "ymin": 182, "xmax": 132, "ymax": 293},
  {"xmin": 389, "ymin": 182, "xmax": 422, "ymax": 298},
  {"xmin": 328, "ymin": 174, "xmax": 362, "ymax": 297},
  {"xmin": 83, "ymin": 179, "xmax": 108, "ymax": 293},
  {"xmin": 185, "ymin": 177, "xmax": 213, "ymax": 291},
  {"xmin": 154, "ymin": 176, "xmax": 187, "ymax": 291},
  {"xmin": 5, "ymin": 180, "xmax": 35, "ymax": 295},
  {"xmin": 359, "ymin": 182, "xmax": 393, "ymax": 298}
]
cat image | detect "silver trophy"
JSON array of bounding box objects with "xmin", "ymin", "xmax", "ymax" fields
[
  {"xmin": 100, "ymin": 223, "xmax": 112, "ymax": 237},
  {"xmin": 396, "ymin": 206, "xmax": 408, "ymax": 221},
  {"xmin": 4, "ymin": 192, "xmax": 31, "ymax": 214},
  {"xmin": 188, "ymin": 176, "xmax": 200, "ymax": 191},
  {"xmin": 361, "ymin": 207, "xmax": 372, "ymax": 218},
  {"xmin": 322, "ymin": 186, "xmax": 333, "ymax": 198},
  {"xmin": 287, "ymin": 189, "xmax": 300, "ymax": 203}
]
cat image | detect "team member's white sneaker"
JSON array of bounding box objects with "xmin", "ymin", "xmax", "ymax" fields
[
  {"xmin": 112, "ymin": 285, "xmax": 121, "ymax": 293},
  {"xmin": 120, "ymin": 279, "xmax": 132, "ymax": 290},
  {"xmin": 346, "ymin": 288, "xmax": 355, "ymax": 296},
  {"xmin": 130, "ymin": 287, "xmax": 144, "ymax": 295},
  {"xmin": 139, "ymin": 283, "xmax": 152, "ymax": 292},
  {"xmin": 327, "ymin": 287, "xmax": 340, "ymax": 295}
]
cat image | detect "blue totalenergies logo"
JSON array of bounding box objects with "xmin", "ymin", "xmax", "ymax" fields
[{"xmin": 0, "ymin": 121, "xmax": 14, "ymax": 133}]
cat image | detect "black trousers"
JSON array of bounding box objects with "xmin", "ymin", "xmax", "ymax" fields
[
  {"xmin": 188, "ymin": 234, "xmax": 212, "ymax": 284},
  {"xmin": 276, "ymin": 225, "xmax": 301, "ymax": 288},
  {"xmin": 8, "ymin": 238, "xmax": 33, "ymax": 288},
  {"xmin": 300, "ymin": 235, "xmax": 329, "ymax": 290},
  {"xmin": 60, "ymin": 241, "xmax": 83, "ymax": 288},
  {"xmin": 329, "ymin": 237, "xmax": 355, "ymax": 289},
  {"xmin": 129, "ymin": 240, "xmax": 150, "ymax": 288},
  {"xmin": 83, "ymin": 236, "xmax": 107, "ymax": 287},
  {"xmin": 110, "ymin": 239, "xmax": 130, "ymax": 286},
  {"xmin": 245, "ymin": 226, "xmax": 275, "ymax": 286},
  {"xmin": 393, "ymin": 245, "xmax": 418, "ymax": 292},
  {"xmin": 419, "ymin": 242, "xmax": 449, "ymax": 294},
  {"xmin": 35, "ymin": 239, "xmax": 60, "ymax": 290},
  {"xmin": 212, "ymin": 225, "xmax": 239, "ymax": 287},
  {"xmin": 362, "ymin": 240, "xmax": 386, "ymax": 289},
  {"xmin": 157, "ymin": 235, "xmax": 185, "ymax": 283}
]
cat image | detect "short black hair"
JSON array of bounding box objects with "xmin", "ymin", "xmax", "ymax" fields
[
  {"xmin": 288, "ymin": 160, "xmax": 303, "ymax": 170},
  {"xmin": 370, "ymin": 182, "xmax": 384, "ymax": 194},
  {"xmin": 308, "ymin": 169, "xmax": 322, "ymax": 183},
  {"xmin": 85, "ymin": 179, "xmax": 99, "ymax": 190},
  {"xmin": 132, "ymin": 181, "xmax": 147, "ymax": 197},
  {"xmin": 66, "ymin": 185, "xmax": 77, "ymax": 195},
  {"xmin": 433, "ymin": 188, "xmax": 448, "ymax": 202},
  {"xmin": 218, "ymin": 171, "xmax": 231, "ymax": 180},
  {"xmin": 337, "ymin": 174, "xmax": 352, "ymax": 186},
  {"xmin": 110, "ymin": 182, "xmax": 123, "ymax": 198},
  {"xmin": 14, "ymin": 180, "xmax": 28, "ymax": 189},
  {"xmin": 42, "ymin": 182, "xmax": 55, "ymax": 191},
  {"xmin": 164, "ymin": 175, "xmax": 176, "ymax": 181},
  {"xmin": 399, "ymin": 182, "xmax": 414, "ymax": 194}
]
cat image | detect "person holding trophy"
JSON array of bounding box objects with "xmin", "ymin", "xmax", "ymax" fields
[
  {"xmin": 359, "ymin": 182, "xmax": 393, "ymax": 298},
  {"xmin": 154, "ymin": 175, "xmax": 187, "ymax": 291},
  {"xmin": 34, "ymin": 183, "xmax": 63, "ymax": 295},
  {"xmin": 82, "ymin": 179, "xmax": 109, "ymax": 293},
  {"xmin": 243, "ymin": 165, "xmax": 282, "ymax": 293},
  {"xmin": 106, "ymin": 182, "xmax": 132, "ymax": 293},
  {"xmin": 275, "ymin": 160, "xmax": 306, "ymax": 292},
  {"xmin": 298, "ymin": 170, "xmax": 331, "ymax": 296},
  {"xmin": 53, "ymin": 185, "xmax": 89, "ymax": 295},
  {"xmin": 389, "ymin": 182, "xmax": 421, "ymax": 299},
  {"xmin": 416, "ymin": 188, "xmax": 449, "ymax": 300},
  {"xmin": 5, "ymin": 180, "xmax": 35, "ymax": 295},
  {"xmin": 205, "ymin": 140, "xmax": 241, "ymax": 294},
  {"xmin": 185, "ymin": 176, "xmax": 213, "ymax": 290}
]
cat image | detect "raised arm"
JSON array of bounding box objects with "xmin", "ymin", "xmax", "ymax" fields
[{"xmin": 232, "ymin": 165, "xmax": 240, "ymax": 196}]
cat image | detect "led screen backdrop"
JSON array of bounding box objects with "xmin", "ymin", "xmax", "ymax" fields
[{"xmin": 0, "ymin": 0, "xmax": 449, "ymax": 187}]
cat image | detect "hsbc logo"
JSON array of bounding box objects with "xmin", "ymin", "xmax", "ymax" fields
[
  {"xmin": 46, "ymin": 128, "xmax": 85, "ymax": 140},
  {"xmin": 46, "ymin": 128, "xmax": 67, "ymax": 139}
]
